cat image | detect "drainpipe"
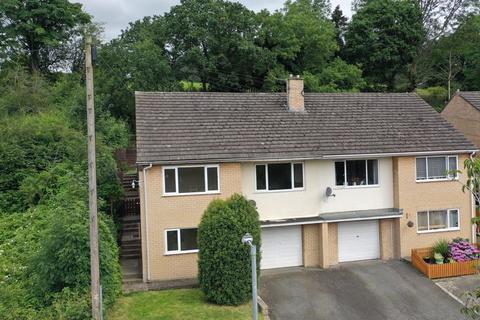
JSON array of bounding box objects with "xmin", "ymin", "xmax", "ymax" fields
[
  {"xmin": 142, "ymin": 163, "xmax": 153, "ymax": 281},
  {"xmin": 470, "ymin": 152, "xmax": 477, "ymax": 243}
]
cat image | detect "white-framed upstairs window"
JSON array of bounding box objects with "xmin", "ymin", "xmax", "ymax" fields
[
  {"xmin": 335, "ymin": 159, "xmax": 379, "ymax": 187},
  {"xmin": 165, "ymin": 228, "xmax": 198, "ymax": 254},
  {"xmin": 417, "ymin": 209, "xmax": 460, "ymax": 233},
  {"xmin": 163, "ymin": 165, "xmax": 219, "ymax": 195},
  {"xmin": 416, "ymin": 156, "xmax": 458, "ymax": 182},
  {"xmin": 255, "ymin": 162, "xmax": 304, "ymax": 192}
]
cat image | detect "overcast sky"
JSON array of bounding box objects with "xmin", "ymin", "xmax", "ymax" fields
[{"xmin": 73, "ymin": 0, "xmax": 352, "ymax": 41}]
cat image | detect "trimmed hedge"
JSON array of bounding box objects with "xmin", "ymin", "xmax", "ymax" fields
[{"xmin": 198, "ymin": 194, "xmax": 261, "ymax": 305}]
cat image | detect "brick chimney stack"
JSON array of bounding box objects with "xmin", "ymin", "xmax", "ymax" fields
[{"xmin": 287, "ymin": 75, "xmax": 304, "ymax": 112}]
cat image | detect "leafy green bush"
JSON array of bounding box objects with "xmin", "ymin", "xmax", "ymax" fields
[
  {"xmin": 198, "ymin": 194, "xmax": 261, "ymax": 305},
  {"xmin": 416, "ymin": 86, "xmax": 448, "ymax": 112}
]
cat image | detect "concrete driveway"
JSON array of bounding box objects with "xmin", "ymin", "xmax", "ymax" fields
[{"xmin": 260, "ymin": 260, "xmax": 466, "ymax": 320}]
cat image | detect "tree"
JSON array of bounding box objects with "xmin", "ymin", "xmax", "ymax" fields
[
  {"xmin": 95, "ymin": 16, "xmax": 179, "ymax": 125},
  {"xmin": 0, "ymin": 0, "xmax": 91, "ymax": 73},
  {"xmin": 165, "ymin": 0, "xmax": 274, "ymax": 92},
  {"xmin": 331, "ymin": 5, "xmax": 348, "ymax": 54},
  {"xmin": 198, "ymin": 194, "xmax": 261, "ymax": 305},
  {"xmin": 259, "ymin": 0, "xmax": 337, "ymax": 76},
  {"xmin": 344, "ymin": 0, "xmax": 425, "ymax": 90}
]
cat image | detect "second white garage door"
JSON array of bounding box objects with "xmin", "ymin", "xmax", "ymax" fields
[
  {"xmin": 338, "ymin": 220, "xmax": 380, "ymax": 262},
  {"xmin": 261, "ymin": 226, "xmax": 303, "ymax": 269}
]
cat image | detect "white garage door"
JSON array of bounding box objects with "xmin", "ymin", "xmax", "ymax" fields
[
  {"xmin": 261, "ymin": 226, "xmax": 303, "ymax": 269},
  {"xmin": 338, "ymin": 220, "xmax": 380, "ymax": 262}
]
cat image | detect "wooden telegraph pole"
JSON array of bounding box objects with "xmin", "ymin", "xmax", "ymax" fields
[{"xmin": 85, "ymin": 35, "xmax": 101, "ymax": 320}]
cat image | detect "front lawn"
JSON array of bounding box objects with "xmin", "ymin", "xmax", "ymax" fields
[{"xmin": 107, "ymin": 288, "xmax": 260, "ymax": 320}]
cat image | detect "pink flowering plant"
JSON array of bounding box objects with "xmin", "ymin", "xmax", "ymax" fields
[{"xmin": 448, "ymin": 238, "xmax": 480, "ymax": 262}]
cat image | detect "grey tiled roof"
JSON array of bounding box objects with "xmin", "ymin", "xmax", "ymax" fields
[
  {"xmin": 458, "ymin": 91, "xmax": 480, "ymax": 111},
  {"xmin": 135, "ymin": 92, "xmax": 476, "ymax": 164}
]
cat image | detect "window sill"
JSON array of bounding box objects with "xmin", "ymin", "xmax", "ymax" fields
[
  {"xmin": 416, "ymin": 178, "xmax": 458, "ymax": 183},
  {"xmin": 164, "ymin": 249, "xmax": 199, "ymax": 256},
  {"xmin": 254, "ymin": 188, "xmax": 305, "ymax": 194},
  {"xmin": 417, "ymin": 228, "xmax": 460, "ymax": 234},
  {"xmin": 333, "ymin": 184, "xmax": 380, "ymax": 190},
  {"xmin": 163, "ymin": 191, "xmax": 220, "ymax": 197}
]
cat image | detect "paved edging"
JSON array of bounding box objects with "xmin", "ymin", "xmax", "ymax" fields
[
  {"xmin": 434, "ymin": 282, "xmax": 465, "ymax": 306},
  {"xmin": 258, "ymin": 295, "xmax": 271, "ymax": 320}
]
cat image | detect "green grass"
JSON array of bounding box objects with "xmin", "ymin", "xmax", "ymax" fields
[{"xmin": 107, "ymin": 288, "xmax": 260, "ymax": 320}]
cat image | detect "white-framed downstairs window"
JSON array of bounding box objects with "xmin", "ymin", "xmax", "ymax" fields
[
  {"xmin": 417, "ymin": 209, "xmax": 460, "ymax": 233},
  {"xmin": 165, "ymin": 228, "xmax": 198, "ymax": 254},
  {"xmin": 416, "ymin": 156, "xmax": 458, "ymax": 181},
  {"xmin": 255, "ymin": 162, "xmax": 304, "ymax": 191},
  {"xmin": 163, "ymin": 165, "xmax": 219, "ymax": 195}
]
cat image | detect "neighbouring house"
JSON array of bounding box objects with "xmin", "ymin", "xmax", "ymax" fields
[
  {"xmin": 442, "ymin": 91, "xmax": 480, "ymax": 148},
  {"xmin": 135, "ymin": 77, "xmax": 477, "ymax": 283}
]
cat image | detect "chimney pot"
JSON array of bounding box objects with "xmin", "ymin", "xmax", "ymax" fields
[{"xmin": 287, "ymin": 76, "xmax": 304, "ymax": 112}]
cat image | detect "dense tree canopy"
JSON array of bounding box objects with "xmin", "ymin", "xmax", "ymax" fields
[
  {"xmin": 0, "ymin": 0, "xmax": 91, "ymax": 72},
  {"xmin": 344, "ymin": 0, "xmax": 425, "ymax": 90}
]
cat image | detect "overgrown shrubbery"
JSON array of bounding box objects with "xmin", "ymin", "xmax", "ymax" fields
[
  {"xmin": 198, "ymin": 194, "xmax": 261, "ymax": 306},
  {"xmin": 0, "ymin": 68, "xmax": 128, "ymax": 319}
]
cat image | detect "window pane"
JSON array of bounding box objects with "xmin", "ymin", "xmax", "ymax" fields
[
  {"xmin": 335, "ymin": 162, "xmax": 345, "ymax": 186},
  {"xmin": 293, "ymin": 163, "xmax": 303, "ymax": 188},
  {"xmin": 367, "ymin": 160, "xmax": 378, "ymax": 185},
  {"xmin": 178, "ymin": 167, "xmax": 205, "ymax": 193},
  {"xmin": 448, "ymin": 157, "xmax": 457, "ymax": 178},
  {"xmin": 429, "ymin": 210, "xmax": 448, "ymax": 230},
  {"xmin": 180, "ymin": 229, "xmax": 198, "ymax": 251},
  {"xmin": 416, "ymin": 158, "xmax": 427, "ymax": 180},
  {"xmin": 418, "ymin": 212, "xmax": 428, "ymax": 231},
  {"xmin": 346, "ymin": 160, "xmax": 366, "ymax": 186},
  {"xmin": 268, "ymin": 163, "xmax": 292, "ymax": 190},
  {"xmin": 207, "ymin": 167, "xmax": 218, "ymax": 191},
  {"xmin": 449, "ymin": 210, "xmax": 459, "ymax": 228},
  {"xmin": 428, "ymin": 157, "xmax": 447, "ymax": 179},
  {"xmin": 167, "ymin": 230, "xmax": 178, "ymax": 251},
  {"xmin": 164, "ymin": 169, "xmax": 176, "ymax": 193},
  {"xmin": 256, "ymin": 165, "xmax": 266, "ymax": 190}
]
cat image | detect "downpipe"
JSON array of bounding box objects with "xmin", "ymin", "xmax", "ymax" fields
[{"xmin": 143, "ymin": 163, "xmax": 153, "ymax": 281}]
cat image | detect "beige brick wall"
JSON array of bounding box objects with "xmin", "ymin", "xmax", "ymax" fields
[
  {"xmin": 139, "ymin": 163, "xmax": 242, "ymax": 281},
  {"xmin": 393, "ymin": 155, "xmax": 474, "ymax": 257},
  {"xmin": 442, "ymin": 95, "xmax": 480, "ymax": 148},
  {"xmin": 328, "ymin": 223, "xmax": 338, "ymax": 265},
  {"xmin": 379, "ymin": 218, "xmax": 400, "ymax": 260},
  {"xmin": 287, "ymin": 78, "xmax": 304, "ymax": 112},
  {"xmin": 302, "ymin": 222, "xmax": 338, "ymax": 268},
  {"xmin": 303, "ymin": 224, "xmax": 320, "ymax": 267}
]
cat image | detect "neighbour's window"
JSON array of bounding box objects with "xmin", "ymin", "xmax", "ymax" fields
[
  {"xmin": 417, "ymin": 209, "xmax": 459, "ymax": 232},
  {"xmin": 416, "ymin": 156, "xmax": 457, "ymax": 181},
  {"xmin": 166, "ymin": 228, "xmax": 198, "ymax": 253},
  {"xmin": 163, "ymin": 165, "xmax": 219, "ymax": 195},
  {"xmin": 256, "ymin": 163, "xmax": 304, "ymax": 191},
  {"xmin": 335, "ymin": 159, "xmax": 378, "ymax": 186}
]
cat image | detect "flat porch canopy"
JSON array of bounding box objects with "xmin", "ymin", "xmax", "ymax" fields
[{"xmin": 261, "ymin": 208, "xmax": 403, "ymax": 227}]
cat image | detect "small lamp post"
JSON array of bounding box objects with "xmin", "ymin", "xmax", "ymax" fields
[{"xmin": 242, "ymin": 233, "xmax": 258, "ymax": 320}]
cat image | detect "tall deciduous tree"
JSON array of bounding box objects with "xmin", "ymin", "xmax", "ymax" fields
[
  {"xmin": 95, "ymin": 16, "xmax": 178, "ymax": 125},
  {"xmin": 344, "ymin": 0, "xmax": 425, "ymax": 90},
  {"xmin": 0, "ymin": 0, "xmax": 90, "ymax": 72},
  {"xmin": 165, "ymin": 0, "xmax": 274, "ymax": 92}
]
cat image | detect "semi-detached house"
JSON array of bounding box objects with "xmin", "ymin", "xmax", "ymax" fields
[{"xmin": 135, "ymin": 77, "xmax": 477, "ymax": 282}]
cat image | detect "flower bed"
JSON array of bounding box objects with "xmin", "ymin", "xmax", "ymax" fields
[{"xmin": 412, "ymin": 247, "xmax": 479, "ymax": 279}]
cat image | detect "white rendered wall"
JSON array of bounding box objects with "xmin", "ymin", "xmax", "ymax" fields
[{"xmin": 241, "ymin": 158, "xmax": 394, "ymax": 221}]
